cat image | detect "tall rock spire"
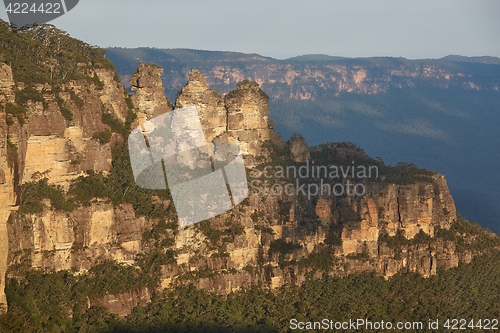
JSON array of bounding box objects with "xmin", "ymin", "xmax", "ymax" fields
[
  {"xmin": 175, "ymin": 69, "xmax": 226, "ymax": 142},
  {"xmin": 222, "ymin": 79, "xmax": 284, "ymax": 157},
  {"xmin": 130, "ymin": 63, "xmax": 173, "ymax": 128}
]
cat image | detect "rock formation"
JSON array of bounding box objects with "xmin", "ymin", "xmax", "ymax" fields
[
  {"xmin": 0, "ymin": 59, "xmax": 493, "ymax": 316},
  {"xmin": 174, "ymin": 70, "xmax": 285, "ymax": 158},
  {"xmin": 288, "ymin": 134, "xmax": 311, "ymax": 162},
  {"xmin": 130, "ymin": 63, "xmax": 173, "ymax": 128},
  {"xmin": 222, "ymin": 79, "xmax": 281, "ymax": 156},
  {"xmin": 175, "ymin": 69, "xmax": 226, "ymax": 142}
]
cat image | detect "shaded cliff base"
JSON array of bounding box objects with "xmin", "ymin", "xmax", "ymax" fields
[{"xmin": 1, "ymin": 248, "xmax": 500, "ymax": 332}]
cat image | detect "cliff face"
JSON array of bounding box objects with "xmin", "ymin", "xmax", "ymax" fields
[
  {"xmin": 127, "ymin": 68, "xmax": 463, "ymax": 293},
  {"xmin": 175, "ymin": 69, "xmax": 226, "ymax": 142},
  {"xmin": 0, "ymin": 60, "xmax": 492, "ymax": 317},
  {"xmin": 0, "ymin": 57, "xmax": 138, "ymax": 313},
  {"xmin": 0, "ymin": 63, "xmax": 15, "ymax": 314},
  {"xmin": 222, "ymin": 80, "xmax": 282, "ymax": 156},
  {"xmin": 200, "ymin": 62, "xmax": 500, "ymax": 100},
  {"xmin": 157, "ymin": 174, "xmax": 460, "ymax": 293}
]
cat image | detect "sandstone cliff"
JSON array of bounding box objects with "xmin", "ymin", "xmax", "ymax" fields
[
  {"xmin": 130, "ymin": 63, "xmax": 173, "ymax": 127},
  {"xmin": 175, "ymin": 69, "xmax": 226, "ymax": 142},
  {"xmin": 174, "ymin": 69, "xmax": 285, "ymax": 159},
  {"xmin": 0, "ymin": 56, "xmax": 496, "ymax": 317},
  {"xmin": 0, "ymin": 63, "xmax": 15, "ymax": 314},
  {"xmin": 0, "ymin": 48, "xmax": 135, "ymax": 312}
]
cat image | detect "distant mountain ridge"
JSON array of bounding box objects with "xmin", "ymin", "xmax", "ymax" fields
[
  {"xmin": 107, "ymin": 47, "xmax": 500, "ymax": 65},
  {"xmin": 285, "ymin": 54, "xmax": 348, "ymax": 61},
  {"xmin": 440, "ymin": 55, "xmax": 500, "ymax": 64},
  {"xmin": 107, "ymin": 47, "xmax": 500, "ymax": 102}
]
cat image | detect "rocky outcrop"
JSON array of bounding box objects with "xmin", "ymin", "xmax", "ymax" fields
[
  {"xmin": 7, "ymin": 200, "xmax": 152, "ymax": 272},
  {"xmin": 338, "ymin": 173, "xmax": 456, "ymax": 255},
  {"xmin": 130, "ymin": 63, "xmax": 173, "ymax": 128},
  {"xmin": 143, "ymin": 74, "xmax": 463, "ymax": 292},
  {"xmin": 173, "ymin": 71, "xmax": 285, "ymax": 158},
  {"xmin": 175, "ymin": 69, "xmax": 226, "ymax": 142},
  {"xmin": 92, "ymin": 288, "xmax": 151, "ymax": 317},
  {"xmin": 288, "ymin": 134, "xmax": 310, "ymax": 162},
  {"xmin": 156, "ymin": 173, "xmax": 462, "ymax": 292},
  {"xmin": 222, "ymin": 80, "xmax": 280, "ymax": 156},
  {"xmin": 9, "ymin": 71, "xmax": 125, "ymax": 188}
]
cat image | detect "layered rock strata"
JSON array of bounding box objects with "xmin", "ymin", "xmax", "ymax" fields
[
  {"xmin": 175, "ymin": 70, "xmax": 285, "ymax": 157},
  {"xmin": 0, "ymin": 63, "xmax": 15, "ymax": 314},
  {"xmin": 130, "ymin": 63, "xmax": 173, "ymax": 128},
  {"xmin": 0, "ymin": 62, "xmax": 482, "ymax": 317}
]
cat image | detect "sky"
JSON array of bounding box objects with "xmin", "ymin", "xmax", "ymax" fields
[{"xmin": 1, "ymin": 0, "xmax": 499, "ymax": 60}]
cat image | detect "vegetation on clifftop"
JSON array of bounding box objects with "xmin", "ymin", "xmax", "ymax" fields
[{"xmin": 0, "ymin": 20, "xmax": 113, "ymax": 84}]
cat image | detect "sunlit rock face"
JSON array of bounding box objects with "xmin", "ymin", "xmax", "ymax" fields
[
  {"xmin": 130, "ymin": 63, "xmax": 173, "ymax": 128},
  {"xmin": 0, "ymin": 61, "xmax": 472, "ymax": 316},
  {"xmin": 175, "ymin": 71, "xmax": 285, "ymax": 158},
  {"xmin": 0, "ymin": 60, "xmax": 131, "ymax": 313},
  {"xmin": 0, "ymin": 63, "xmax": 15, "ymax": 314},
  {"xmin": 175, "ymin": 69, "xmax": 226, "ymax": 142}
]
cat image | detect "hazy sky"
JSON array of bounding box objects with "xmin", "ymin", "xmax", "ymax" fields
[{"xmin": 1, "ymin": 0, "xmax": 499, "ymax": 59}]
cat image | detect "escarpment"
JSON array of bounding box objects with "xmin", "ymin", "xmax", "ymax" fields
[
  {"xmin": 0, "ymin": 63, "xmax": 15, "ymax": 314},
  {"xmin": 0, "ymin": 26, "xmax": 498, "ymax": 316},
  {"xmin": 0, "ymin": 55, "xmax": 138, "ymax": 313}
]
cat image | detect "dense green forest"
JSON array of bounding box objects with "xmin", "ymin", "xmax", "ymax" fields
[{"xmin": 1, "ymin": 249, "xmax": 499, "ymax": 333}]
